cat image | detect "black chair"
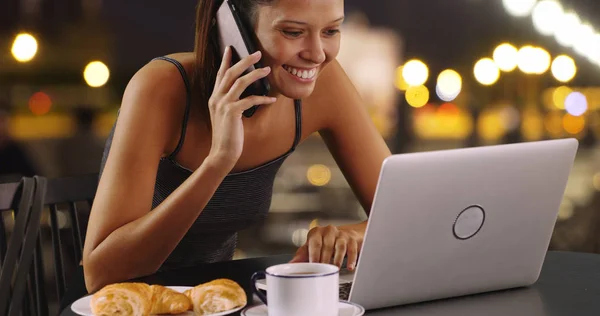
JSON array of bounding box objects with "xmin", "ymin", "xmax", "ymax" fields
[
  {"xmin": 44, "ymin": 173, "xmax": 98, "ymax": 306},
  {"xmin": 0, "ymin": 176, "xmax": 46, "ymax": 316},
  {"xmin": 0, "ymin": 173, "xmax": 98, "ymax": 316}
]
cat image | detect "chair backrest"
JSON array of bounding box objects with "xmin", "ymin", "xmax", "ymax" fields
[
  {"xmin": 0, "ymin": 173, "xmax": 98, "ymax": 316},
  {"xmin": 0, "ymin": 176, "xmax": 45, "ymax": 316},
  {"xmin": 44, "ymin": 173, "xmax": 98, "ymax": 304},
  {"xmin": 0, "ymin": 179, "xmax": 25, "ymax": 265}
]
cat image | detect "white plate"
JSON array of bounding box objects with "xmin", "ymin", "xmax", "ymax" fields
[
  {"xmin": 71, "ymin": 286, "xmax": 245, "ymax": 316},
  {"xmin": 241, "ymin": 300, "xmax": 365, "ymax": 316}
]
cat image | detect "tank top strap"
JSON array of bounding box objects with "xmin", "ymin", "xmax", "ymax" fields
[
  {"xmin": 291, "ymin": 99, "xmax": 303, "ymax": 150},
  {"xmin": 151, "ymin": 56, "xmax": 192, "ymax": 160}
]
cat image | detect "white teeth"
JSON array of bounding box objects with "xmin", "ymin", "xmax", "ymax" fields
[{"xmin": 284, "ymin": 65, "xmax": 316, "ymax": 79}]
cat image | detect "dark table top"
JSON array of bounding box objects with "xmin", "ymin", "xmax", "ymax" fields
[{"xmin": 61, "ymin": 251, "xmax": 600, "ymax": 316}]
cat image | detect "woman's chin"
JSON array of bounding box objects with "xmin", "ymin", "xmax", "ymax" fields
[{"xmin": 270, "ymin": 84, "xmax": 316, "ymax": 100}]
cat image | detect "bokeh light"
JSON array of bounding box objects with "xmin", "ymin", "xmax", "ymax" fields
[
  {"xmin": 11, "ymin": 33, "xmax": 38, "ymax": 63},
  {"xmin": 554, "ymin": 12, "xmax": 581, "ymax": 47},
  {"xmin": 517, "ymin": 46, "xmax": 538, "ymax": 74},
  {"xmin": 552, "ymin": 86, "xmax": 572, "ymax": 109},
  {"xmin": 532, "ymin": 47, "xmax": 551, "ymax": 74},
  {"xmin": 474, "ymin": 58, "xmax": 500, "ymax": 86},
  {"xmin": 478, "ymin": 109, "xmax": 505, "ymax": 141},
  {"xmin": 84, "ymin": 61, "xmax": 110, "ymax": 88},
  {"xmin": 557, "ymin": 198, "xmax": 574, "ymax": 221},
  {"xmin": 532, "ymin": 0, "xmax": 563, "ymax": 36},
  {"xmin": 436, "ymin": 69, "xmax": 462, "ymax": 102},
  {"xmin": 502, "ymin": 0, "xmax": 537, "ymax": 17},
  {"xmin": 593, "ymin": 173, "xmax": 600, "ymax": 192},
  {"xmin": 402, "ymin": 59, "xmax": 429, "ymax": 86},
  {"xmin": 551, "ymin": 55, "xmax": 577, "ymax": 82},
  {"xmin": 291, "ymin": 229, "xmax": 309, "ymax": 247},
  {"xmin": 306, "ymin": 164, "xmax": 331, "ymax": 186},
  {"xmin": 573, "ymin": 24, "xmax": 595, "ymax": 57},
  {"xmin": 562, "ymin": 114, "xmax": 585, "ymax": 134},
  {"xmin": 405, "ymin": 85, "xmax": 430, "ymax": 108},
  {"xmin": 564, "ymin": 91, "xmax": 588, "ymax": 116},
  {"xmin": 436, "ymin": 85, "xmax": 459, "ymax": 103},
  {"xmin": 517, "ymin": 46, "xmax": 550, "ymax": 74},
  {"xmin": 589, "ymin": 34, "xmax": 600, "ymax": 66},
  {"xmin": 28, "ymin": 92, "xmax": 52, "ymax": 116},
  {"xmin": 499, "ymin": 106, "xmax": 521, "ymax": 131},
  {"xmin": 493, "ymin": 43, "xmax": 518, "ymax": 72},
  {"xmin": 521, "ymin": 109, "xmax": 544, "ymax": 141},
  {"xmin": 394, "ymin": 66, "xmax": 409, "ymax": 91},
  {"xmin": 544, "ymin": 111, "xmax": 564, "ymax": 138}
]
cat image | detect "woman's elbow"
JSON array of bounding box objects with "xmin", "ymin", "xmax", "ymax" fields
[
  {"xmin": 83, "ymin": 253, "xmax": 161, "ymax": 293},
  {"xmin": 83, "ymin": 255, "xmax": 105, "ymax": 293}
]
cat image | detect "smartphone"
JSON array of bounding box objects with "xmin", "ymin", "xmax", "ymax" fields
[{"xmin": 215, "ymin": 0, "xmax": 271, "ymax": 118}]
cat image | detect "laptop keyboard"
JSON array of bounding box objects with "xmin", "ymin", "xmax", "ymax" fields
[{"xmin": 339, "ymin": 282, "xmax": 352, "ymax": 301}]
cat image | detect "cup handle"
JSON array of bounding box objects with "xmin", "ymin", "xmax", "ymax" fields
[{"xmin": 251, "ymin": 271, "xmax": 268, "ymax": 305}]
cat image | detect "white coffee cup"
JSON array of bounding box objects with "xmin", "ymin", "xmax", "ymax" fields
[{"xmin": 251, "ymin": 262, "xmax": 339, "ymax": 316}]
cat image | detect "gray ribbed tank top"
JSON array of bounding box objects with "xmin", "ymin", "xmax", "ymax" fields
[{"xmin": 99, "ymin": 56, "xmax": 302, "ymax": 271}]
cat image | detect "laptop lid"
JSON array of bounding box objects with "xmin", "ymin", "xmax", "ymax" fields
[{"xmin": 348, "ymin": 139, "xmax": 578, "ymax": 310}]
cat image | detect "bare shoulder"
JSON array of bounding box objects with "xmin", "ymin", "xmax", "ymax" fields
[
  {"xmin": 303, "ymin": 59, "xmax": 363, "ymax": 132},
  {"xmin": 118, "ymin": 52, "xmax": 195, "ymax": 156}
]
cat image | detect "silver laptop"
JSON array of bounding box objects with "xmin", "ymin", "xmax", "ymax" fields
[{"xmin": 257, "ymin": 139, "xmax": 578, "ymax": 310}]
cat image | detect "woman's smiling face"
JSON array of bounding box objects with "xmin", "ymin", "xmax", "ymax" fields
[{"xmin": 253, "ymin": 0, "xmax": 345, "ymax": 99}]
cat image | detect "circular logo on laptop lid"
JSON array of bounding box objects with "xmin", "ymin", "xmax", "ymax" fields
[{"xmin": 453, "ymin": 205, "xmax": 485, "ymax": 240}]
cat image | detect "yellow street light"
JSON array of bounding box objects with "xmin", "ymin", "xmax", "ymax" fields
[
  {"xmin": 307, "ymin": 164, "xmax": 331, "ymax": 186},
  {"xmin": 517, "ymin": 45, "xmax": 549, "ymax": 74},
  {"xmin": 552, "ymin": 86, "xmax": 572, "ymax": 109},
  {"xmin": 502, "ymin": 0, "xmax": 537, "ymax": 17},
  {"xmin": 573, "ymin": 24, "xmax": 596, "ymax": 57},
  {"xmin": 532, "ymin": 47, "xmax": 551, "ymax": 74},
  {"xmin": 84, "ymin": 61, "xmax": 110, "ymax": 87},
  {"xmin": 11, "ymin": 33, "xmax": 38, "ymax": 63},
  {"xmin": 554, "ymin": 12, "xmax": 581, "ymax": 47},
  {"xmin": 474, "ymin": 58, "xmax": 500, "ymax": 86},
  {"xmin": 493, "ymin": 43, "xmax": 518, "ymax": 72},
  {"xmin": 532, "ymin": 0, "xmax": 563, "ymax": 36},
  {"xmin": 402, "ymin": 59, "xmax": 429, "ymax": 86},
  {"xmin": 405, "ymin": 85, "xmax": 429, "ymax": 108},
  {"xmin": 551, "ymin": 55, "xmax": 577, "ymax": 82},
  {"xmin": 394, "ymin": 66, "xmax": 409, "ymax": 91}
]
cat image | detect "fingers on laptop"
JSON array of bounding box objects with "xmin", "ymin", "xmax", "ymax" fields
[
  {"xmin": 289, "ymin": 225, "xmax": 361, "ymax": 271},
  {"xmin": 319, "ymin": 229, "xmax": 337, "ymax": 265}
]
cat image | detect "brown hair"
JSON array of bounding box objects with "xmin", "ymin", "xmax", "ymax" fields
[{"xmin": 193, "ymin": 0, "xmax": 275, "ymax": 127}]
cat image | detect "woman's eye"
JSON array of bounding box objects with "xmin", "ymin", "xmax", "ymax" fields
[
  {"xmin": 324, "ymin": 29, "xmax": 341, "ymax": 36},
  {"xmin": 283, "ymin": 30, "xmax": 303, "ymax": 37}
]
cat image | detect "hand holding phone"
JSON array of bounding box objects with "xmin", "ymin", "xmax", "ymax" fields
[
  {"xmin": 215, "ymin": 0, "xmax": 270, "ymax": 118},
  {"xmin": 207, "ymin": 46, "xmax": 277, "ymax": 169}
]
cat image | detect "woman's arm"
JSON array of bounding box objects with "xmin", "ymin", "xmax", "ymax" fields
[
  {"xmin": 83, "ymin": 49, "xmax": 275, "ymax": 293},
  {"xmin": 291, "ymin": 59, "xmax": 391, "ymax": 268},
  {"xmin": 82, "ymin": 61, "xmax": 230, "ymax": 293}
]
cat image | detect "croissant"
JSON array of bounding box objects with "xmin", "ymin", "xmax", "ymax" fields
[
  {"xmin": 150, "ymin": 285, "xmax": 192, "ymax": 314},
  {"xmin": 90, "ymin": 283, "xmax": 152, "ymax": 316},
  {"xmin": 184, "ymin": 279, "xmax": 247, "ymax": 315},
  {"xmin": 90, "ymin": 283, "xmax": 191, "ymax": 315}
]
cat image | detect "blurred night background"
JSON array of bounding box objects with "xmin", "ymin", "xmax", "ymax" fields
[{"xmin": 1, "ymin": 0, "xmax": 600, "ymax": 312}]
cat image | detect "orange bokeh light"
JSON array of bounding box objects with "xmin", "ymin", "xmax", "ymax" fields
[
  {"xmin": 438, "ymin": 103, "xmax": 460, "ymax": 116},
  {"xmin": 28, "ymin": 92, "xmax": 52, "ymax": 115},
  {"xmin": 562, "ymin": 114, "xmax": 585, "ymax": 135}
]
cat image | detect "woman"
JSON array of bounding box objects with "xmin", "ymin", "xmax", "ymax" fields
[{"xmin": 82, "ymin": 0, "xmax": 391, "ymax": 293}]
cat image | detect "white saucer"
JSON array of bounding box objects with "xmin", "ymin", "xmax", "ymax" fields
[
  {"xmin": 71, "ymin": 286, "xmax": 244, "ymax": 316},
  {"xmin": 241, "ymin": 300, "xmax": 365, "ymax": 316}
]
